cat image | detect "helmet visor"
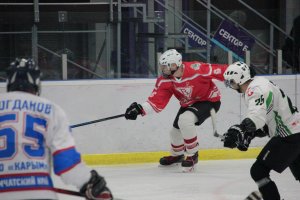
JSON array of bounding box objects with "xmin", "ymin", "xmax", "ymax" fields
[{"xmin": 224, "ymin": 79, "xmax": 239, "ymax": 90}]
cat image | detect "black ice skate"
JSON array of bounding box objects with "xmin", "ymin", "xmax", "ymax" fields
[
  {"xmin": 159, "ymin": 154, "xmax": 184, "ymax": 166},
  {"xmin": 181, "ymin": 152, "xmax": 198, "ymax": 172}
]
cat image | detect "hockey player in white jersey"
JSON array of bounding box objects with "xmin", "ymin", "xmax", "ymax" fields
[
  {"xmin": 222, "ymin": 61, "xmax": 300, "ymax": 200},
  {"xmin": 0, "ymin": 58, "xmax": 113, "ymax": 200}
]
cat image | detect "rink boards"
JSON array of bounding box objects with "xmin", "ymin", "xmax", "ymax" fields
[{"xmin": 0, "ymin": 75, "xmax": 298, "ymax": 165}]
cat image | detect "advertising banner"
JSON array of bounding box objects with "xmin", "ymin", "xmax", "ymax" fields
[
  {"xmin": 181, "ymin": 23, "xmax": 208, "ymax": 48},
  {"xmin": 213, "ymin": 20, "xmax": 255, "ymax": 58}
]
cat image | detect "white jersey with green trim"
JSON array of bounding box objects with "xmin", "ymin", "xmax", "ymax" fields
[{"xmin": 243, "ymin": 76, "xmax": 300, "ymax": 137}]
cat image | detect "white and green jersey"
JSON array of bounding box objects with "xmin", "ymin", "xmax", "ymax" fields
[{"xmin": 244, "ymin": 76, "xmax": 300, "ymax": 137}]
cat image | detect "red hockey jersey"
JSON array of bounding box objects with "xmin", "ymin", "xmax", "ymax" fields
[{"xmin": 146, "ymin": 61, "xmax": 228, "ymax": 112}]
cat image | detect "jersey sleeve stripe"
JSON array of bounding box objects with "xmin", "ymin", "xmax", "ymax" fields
[
  {"xmin": 53, "ymin": 146, "xmax": 75, "ymax": 156},
  {"xmin": 0, "ymin": 173, "xmax": 53, "ymax": 192},
  {"xmin": 53, "ymin": 146, "xmax": 81, "ymax": 175},
  {"xmin": 147, "ymin": 100, "xmax": 163, "ymax": 113}
]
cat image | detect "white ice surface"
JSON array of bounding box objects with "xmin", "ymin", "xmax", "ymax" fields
[{"xmin": 54, "ymin": 159, "xmax": 299, "ymax": 200}]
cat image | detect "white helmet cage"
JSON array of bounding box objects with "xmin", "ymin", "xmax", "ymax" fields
[
  {"xmin": 224, "ymin": 61, "xmax": 252, "ymax": 88},
  {"xmin": 159, "ymin": 49, "xmax": 182, "ymax": 76}
]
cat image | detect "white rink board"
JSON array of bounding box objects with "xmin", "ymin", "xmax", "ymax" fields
[{"xmin": 0, "ymin": 75, "xmax": 299, "ymax": 154}]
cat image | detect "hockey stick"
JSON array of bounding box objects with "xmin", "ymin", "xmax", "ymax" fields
[
  {"xmin": 54, "ymin": 187, "xmax": 125, "ymax": 200},
  {"xmin": 70, "ymin": 114, "xmax": 125, "ymax": 128},
  {"xmin": 54, "ymin": 187, "xmax": 84, "ymax": 197},
  {"xmin": 210, "ymin": 108, "xmax": 224, "ymax": 139}
]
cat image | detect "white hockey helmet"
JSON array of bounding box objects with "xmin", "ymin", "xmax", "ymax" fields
[
  {"xmin": 224, "ymin": 61, "xmax": 252, "ymax": 89},
  {"xmin": 159, "ymin": 49, "xmax": 182, "ymax": 77}
]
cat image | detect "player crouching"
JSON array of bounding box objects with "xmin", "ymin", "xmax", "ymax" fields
[{"xmin": 124, "ymin": 49, "xmax": 228, "ymax": 172}]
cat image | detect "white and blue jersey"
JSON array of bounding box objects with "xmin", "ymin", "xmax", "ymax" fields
[{"xmin": 0, "ymin": 91, "xmax": 91, "ymax": 200}]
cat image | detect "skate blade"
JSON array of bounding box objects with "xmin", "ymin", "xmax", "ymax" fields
[
  {"xmin": 244, "ymin": 190, "xmax": 262, "ymax": 200},
  {"xmin": 158, "ymin": 163, "xmax": 181, "ymax": 168},
  {"xmin": 182, "ymin": 166, "xmax": 195, "ymax": 173}
]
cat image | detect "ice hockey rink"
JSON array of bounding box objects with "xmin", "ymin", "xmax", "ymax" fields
[{"xmin": 54, "ymin": 159, "xmax": 300, "ymax": 200}]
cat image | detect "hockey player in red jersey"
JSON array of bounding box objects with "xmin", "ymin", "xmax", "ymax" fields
[
  {"xmin": 0, "ymin": 58, "xmax": 113, "ymax": 200},
  {"xmin": 124, "ymin": 49, "xmax": 228, "ymax": 172}
]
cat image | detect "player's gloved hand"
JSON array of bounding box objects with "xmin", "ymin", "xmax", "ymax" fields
[
  {"xmin": 254, "ymin": 124, "xmax": 269, "ymax": 138},
  {"xmin": 236, "ymin": 132, "xmax": 254, "ymax": 151},
  {"xmin": 80, "ymin": 170, "xmax": 113, "ymax": 200},
  {"xmin": 125, "ymin": 102, "xmax": 145, "ymax": 120},
  {"xmin": 224, "ymin": 124, "xmax": 255, "ymax": 151},
  {"xmin": 223, "ymin": 124, "xmax": 245, "ymax": 149}
]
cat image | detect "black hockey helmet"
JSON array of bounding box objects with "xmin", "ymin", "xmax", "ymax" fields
[{"xmin": 6, "ymin": 58, "xmax": 41, "ymax": 95}]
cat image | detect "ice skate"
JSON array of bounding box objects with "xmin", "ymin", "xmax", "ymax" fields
[
  {"xmin": 159, "ymin": 154, "xmax": 184, "ymax": 166},
  {"xmin": 181, "ymin": 152, "xmax": 198, "ymax": 172},
  {"xmin": 244, "ymin": 190, "xmax": 262, "ymax": 200}
]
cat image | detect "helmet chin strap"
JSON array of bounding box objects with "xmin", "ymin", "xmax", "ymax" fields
[
  {"xmin": 170, "ymin": 65, "xmax": 180, "ymax": 75},
  {"xmin": 161, "ymin": 65, "xmax": 180, "ymax": 78},
  {"xmin": 235, "ymin": 80, "xmax": 251, "ymax": 93},
  {"xmin": 170, "ymin": 69, "xmax": 177, "ymax": 75},
  {"xmin": 230, "ymin": 83, "xmax": 242, "ymax": 93},
  {"xmin": 236, "ymin": 85, "xmax": 243, "ymax": 93}
]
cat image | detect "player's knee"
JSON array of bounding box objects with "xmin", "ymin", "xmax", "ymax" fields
[
  {"xmin": 178, "ymin": 111, "xmax": 196, "ymax": 128},
  {"xmin": 250, "ymin": 161, "xmax": 272, "ymax": 188},
  {"xmin": 250, "ymin": 161, "xmax": 270, "ymax": 181},
  {"xmin": 289, "ymin": 156, "xmax": 300, "ymax": 181},
  {"xmin": 169, "ymin": 127, "xmax": 181, "ymax": 137}
]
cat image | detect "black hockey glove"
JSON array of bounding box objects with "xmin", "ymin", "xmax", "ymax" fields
[
  {"xmin": 223, "ymin": 124, "xmax": 255, "ymax": 151},
  {"xmin": 223, "ymin": 124, "xmax": 244, "ymax": 149},
  {"xmin": 236, "ymin": 131, "xmax": 254, "ymax": 151},
  {"xmin": 253, "ymin": 124, "xmax": 269, "ymax": 138},
  {"xmin": 125, "ymin": 102, "xmax": 145, "ymax": 120},
  {"xmin": 80, "ymin": 170, "xmax": 113, "ymax": 200}
]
